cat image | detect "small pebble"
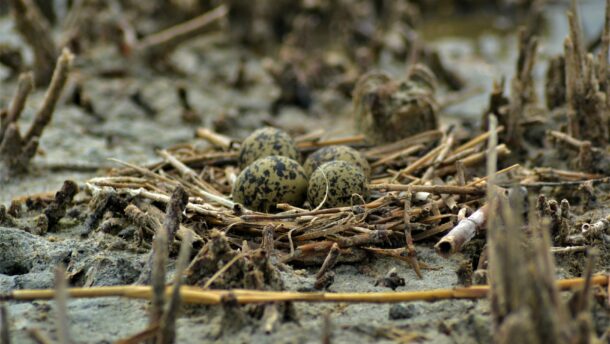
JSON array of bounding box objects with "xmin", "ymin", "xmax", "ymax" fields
[{"xmin": 389, "ymin": 304, "xmax": 419, "ymax": 320}]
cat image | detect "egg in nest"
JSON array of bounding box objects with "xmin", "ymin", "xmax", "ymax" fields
[
  {"xmin": 303, "ymin": 145, "xmax": 371, "ymax": 179},
  {"xmin": 233, "ymin": 155, "xmax": 308, "ymax": 212},
  {"xmin": 307, "ymin": 161, "xmax": 367, "ymax": 208},
  {"xmin": 238, "ymin": 127, "xmax": 300, "ymax": 169}
]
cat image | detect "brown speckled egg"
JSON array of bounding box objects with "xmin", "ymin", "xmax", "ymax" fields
[
  {"xmin": 233, "ymin": 156, "xmax": 308, "ymax": 212},
  {"xmin": 238, "ymin": 127, "xmax": 299, "ymax": 169},
  {"xmin": 308, "ymin": 161, "xmax": 367, "ymax": 208},
  {"xmin": 304, "ymin": 145, "xmax": 371, "ymax": 179}
]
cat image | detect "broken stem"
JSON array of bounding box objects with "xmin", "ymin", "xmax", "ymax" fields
[{"xmin": 25, "ymin": 48, "xmax": 74, "ymax": 143}]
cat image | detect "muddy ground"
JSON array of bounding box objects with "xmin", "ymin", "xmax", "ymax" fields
[{"xmin": 0, "ymin": 1, "xmax": 609, "ymax": 343}]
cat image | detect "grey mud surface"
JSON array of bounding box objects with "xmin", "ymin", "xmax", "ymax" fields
[
  {"xmin": 1, "ymin": 223, "xmax": 480, "ymax": 343},
  {"xmin": 0, "ymin": 2, "xmax": 608, "ymax": 343}
]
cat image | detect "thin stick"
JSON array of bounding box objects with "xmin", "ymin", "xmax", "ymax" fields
[
  {"xmin": 106, "ymin": 186, "xmax": 232, "ymax": 218},
  {"xmin": 136, "ymin": 5, "xmax": 228, "ymax": 57},
  {"xmin": 452, "ymin": 126, "xmax": 504, "ymax": 155},
  {"xmin": 150, "ymin": 220, "xmax": 168, "ymax": 326},
  {"xmin": 547, "ymin": 130, "xmax": 590, "ymax": 149},
  {"xmin": 157, "ymin": 232, "xmax": 192, "ymax": 344},
  {"xmin": 316, "ymin": 243, "xmax": 340, "ymax": 279},
  {"xmin": 550, "ymin": 246, "xmax": 588, "ymax": 254},
  {"xmin": 0, "ymin": 303, "xmax": 9, "ymax": 344},
  {"xmin": 202, "ymin": 253, "xmax": 245, "ymax": 289},
  {"xmin": 4, "ymin": 275, "xmax": 608, "ymax": 305},
  {"xmin": 365, "ymin": 130, "xmax": 442, "ymax": 157},
  {"xmin": 393, "ymin": 145, "xmax": 445, "ymax": 181},
  {"xmin": 404, "ymin": 194, "xmax": 422, "ymax": 279},
  {"xmin": 108, "ymin": 158, "xmax": 176, "ymax": 184},
  {"xmin": 435, "ymin": 144, "xmax": 510, "ymax": 177},
  {"xmin": 54, "ymin": 266, "xmax": 71, "ymax": 344},
  {"xmin": 158, "ymin": 149, "xmax": 222, "ymax": 196},
  {"xmin": 370, "ymin": 144, "xmax": 424, "ymax": 168},
  {"xmin": 464, "ymin": 164, "xmax": 520, "ymax": 187},
  {"xmin": 195, "ymin": 128, "xmax": 232, "ymax": 149},
  {"xmin": 369, "ymin": 184, "xmax": 484, "ymax": 196},
  {"xmin": 115, "ymin": 324, "xmax": 160, "ymax": 344},
  {"xmin": 27, "ymin": 329, "xmax": 53, "ymax": 344},
  {"xmin": 294, "ymin": 129, "xmax": 325, "ymax": 143},
  {"xmin": 297, "ymin": 135, "xmax": 367, "ymax": 150},
  {"xmin": 413, "ymin": 222, "xmax": 454, "ymax": 241},
  {"xmin": 421, "ymin": 132, "xmax": 455, "ymax": 181}
]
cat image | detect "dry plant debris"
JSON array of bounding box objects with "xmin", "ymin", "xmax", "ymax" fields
[{"xmin": 0, "ymin": 49, "xmax": 73, "ymax": 177}]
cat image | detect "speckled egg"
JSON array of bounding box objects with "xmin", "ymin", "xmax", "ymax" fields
[
  {"xmin": 233, "ymin": 155, "xmax": 308, "ymax": 212},
  {"xmin": 238, "ymin": 127, "xmax": 299, "ymax": 169},
  {"xmin": 308, "ymin": 161, "xmax": 367, "ymax": 208},
  {"xmin": 303, "ymin": 145, "xmax": 371, "ymax": 179}
]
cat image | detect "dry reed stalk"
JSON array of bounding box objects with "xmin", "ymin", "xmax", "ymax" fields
[
  {"xmin": 421, "ymin": 131, "xmax": 455, "ymax": 181},
  {"xmin": 3, "ymin": 275, "xmax": 607, "ymax": 305},
  {"xmin": 434, "ymin": 144, "xmax": 511, "ymax": 177},
  {"xmin": 9, "ymin": 0, "xmax": 56, "ymax": 86},
  {"xmin": 370, "ymin": 144, "xmax": 424, "ymax": 168},
  {"xmin": 435, "ymin": 205, "xmax": 487, "ymax": 257},
  {"xmin": 315, "ymin": 243, "xmax": 340, "ymax": 280},
  {"xmin": 136, "ymin": 5, "xmax": 228, "ymax": 61},
  {"xmin": 564, "ymin": 0, "xmax": 610, "ymax": 146},
  {"xmin": 364, "ymin": 130, "xmax": 442, "ymax": 157},
  {"xmin": 27, "ymin": 329, "xmax": 53, "ymax": 344},
  {"xmin": 0, "ymin": 303, "xmax": 9, "ymax": 344},
  {"xmin": 464, "ymin": 164, "xmax": 520, "ymax": 187},
  {"xmin": 369, "ymin": 184, "xmax": 484, "ymax": 196},
  {"xmin": 435, "ymin": 115, "xmax": 499, "ymax": 257},
  {"xmin": 451, "ymin": 126, "xmax": 505, "ymax": 155},
  {"xmin": 1, "ymin": 49, "xmax": 73, "ymax": 175},
  {"xmin": 156, "ymin": 233, "xmax": 192, "ymax": 344},
  {"xmin": 393, "ymin": 144, "xmax": 444, "ymax": 181},
  {"xmin": 158, "ymin": 149, "xmax": 223, "ymax": 196},
  {"xmin": 149, "ymin": 218, "xmax": 168, "ymax": 326},
  {"xmin": 581, "ymin": 214, "xmax": 610, "ymax": 235},
  {"xmin": 297, "ymin": 135, "xmax": 367, "ymax": 150},
  {"xmin": 532, "ymin": 167, "xmax": 604, "ymax": 181},
  {"xmin": 403, "ymin": 194, "xmax": 422, "ymax": 278},
  {"xmin": 54, "ymin": 266, "xmax": 71, "ymax": 344},
  {"xmin": 115, "ymin": 324, "xmax": 159, "ymax": 344},
  {"xmin": 195, "ymin": 128, "xmax": 232, "ymax": 149}
]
